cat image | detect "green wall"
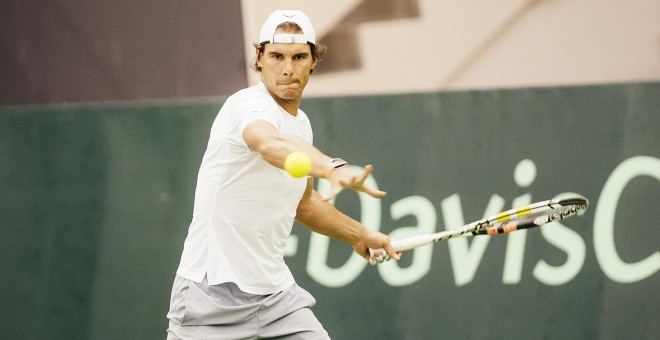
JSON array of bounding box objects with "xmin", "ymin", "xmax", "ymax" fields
[{"xmin": 1, "ymin": 83, "xmax": 658, "ymax": 339}]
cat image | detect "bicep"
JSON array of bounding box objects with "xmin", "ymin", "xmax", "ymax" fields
[{"xmin": 242, "ymin": 119, "xmax": 279, "ymax": 152}]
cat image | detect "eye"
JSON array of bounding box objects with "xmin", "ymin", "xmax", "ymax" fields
[{"xmin": 294, "ymin": 54, "xmax": 307, "ymax": 60}]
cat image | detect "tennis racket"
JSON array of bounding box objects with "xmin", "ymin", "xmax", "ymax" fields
[{"xmin": 369, "ymin": 196, "xmax": 588, "ymax": 263}]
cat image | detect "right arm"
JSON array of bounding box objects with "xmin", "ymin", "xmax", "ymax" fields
[{"xmin": 294, "ymin": 177, "xmax": 400, "ymax": 261}]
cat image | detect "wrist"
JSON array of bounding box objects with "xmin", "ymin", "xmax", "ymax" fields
[
  {"xmin": 325, "ymin": 158, "xmax": 348, "ymax": 178},
  {"xmin": 328, "ymin": 158, "xmax": 348, "ymax": 169}
]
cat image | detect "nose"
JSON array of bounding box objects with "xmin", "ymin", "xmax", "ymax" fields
[{"xmin": 282, "ymin": 58, "xmax": 294, "ymax": 75}]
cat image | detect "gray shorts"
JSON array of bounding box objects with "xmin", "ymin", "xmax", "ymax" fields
[{"xmin": 166, "ymin": 275, "xmax": 330, "ymax": 340}]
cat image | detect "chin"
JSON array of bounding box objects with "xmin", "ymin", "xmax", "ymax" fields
[{"xmin": 278, "ymin": 90, "xmax": 300, "ymax": 100}]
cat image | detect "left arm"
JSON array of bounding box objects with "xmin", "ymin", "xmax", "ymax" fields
[
  {"xmin": 295, "ymin": 178, "xmax": 399, "ymax": 261},
  {"xmin": 243, "ymin": 120, "xmax": 386, "ymax": 201}
]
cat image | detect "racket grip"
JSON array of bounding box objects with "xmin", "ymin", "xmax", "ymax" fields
[
  {"xmin": 368, "ymin": 234, "xmax": 436, "ymax": 261},
  {"xmin": 391, "ymin": 234, "xmax": 436, "ymax": 252}
]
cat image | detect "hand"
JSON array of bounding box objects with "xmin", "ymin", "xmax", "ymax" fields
[
  {"xmin": 352, "ymin": 230, "xmax": 401, "ymax": 264},
  {"xmin": 368, "ymin": 249, "xmax": 391, "ymax": 265},
  {"xmin": 322, "ymin": 165, "xmax": 387, "ymax": 201}
]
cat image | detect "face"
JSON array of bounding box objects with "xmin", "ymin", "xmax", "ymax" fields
[{"xmin": 257, "ymin": 33, "xmax": 317, "ymax": 104}]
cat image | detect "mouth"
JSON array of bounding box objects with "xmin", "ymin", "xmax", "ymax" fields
[{"xmin": 278, "ymin": 80, "xmax": 299, "ymax": 86}]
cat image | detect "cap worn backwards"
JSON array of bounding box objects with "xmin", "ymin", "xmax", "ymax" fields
[{"xmin": 258, "ymin": 10, "xmax": 316, "ymax": 45}]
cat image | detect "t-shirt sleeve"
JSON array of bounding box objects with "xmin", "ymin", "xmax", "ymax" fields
[{"xmin": 231, "ymin": 99, "xmax": 281, "ymax": 149}]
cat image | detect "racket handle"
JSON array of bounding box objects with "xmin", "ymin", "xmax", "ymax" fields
[
  {"xmin": 368, "ymin": 234, "xmax": 436, "ymax": 262},
  {"xmin": 391, "ymin": 234, "xmax": 436, "ymax": 252}
]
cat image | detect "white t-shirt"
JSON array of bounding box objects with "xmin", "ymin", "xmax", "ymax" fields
[{"xmin": 175, "ymin": 82, "xmax": 313, "ymax": 295}]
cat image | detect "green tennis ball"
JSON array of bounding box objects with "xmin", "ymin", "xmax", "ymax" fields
[{"xmin": 284, "ymin": 151, "xmax": 312, "ymax": 178}]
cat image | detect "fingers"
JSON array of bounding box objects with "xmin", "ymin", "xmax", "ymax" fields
[
  {"xmin": 322, "ymin": 186, "xmax": 384, "ymax": 201},
  {"xmin": 320, "ymin": 179, "xmax": 349, "ymax": 201},
  {"xmin": 321, "ymin": 165, "xmax": 386, "ymax": 201},
  {"xmin": 361, "ymin": 186, "xmax": 388, "ymax": 198},
  {"xmin": 368, "ymin": 248, "xmax": 402, "ymax": 265},
  {"xmin": 319, "ymin": 169, "xmax": 356, "ymax": 201},
  {"xmin": 355, "ymin": 165, "xmax": 373, "ymax": 185},
  {"xmin": 366, "ymin": 234, "xmax": 401, "ymax": 265},
  {"xmin": 381, "ymin": 240, "xmax": 401, "ymax": 261},
  {"xmin": 355, "ymin": 165, "xmax": 388, "ymax": 197},
  {"xmin": 369, "ymin": 249, "xmax": 389, "ymax": 265},
  {"xmin": 340, "ymin": 175, "xmax": 357, "ymax": 187},
  {"xmin": 321, "ymin": 190, "xmax": 339, "ymax": 202}
]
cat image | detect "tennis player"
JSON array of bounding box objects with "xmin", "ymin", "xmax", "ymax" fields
[{"xmin": 166, "ymin": 10, "xmax": 399, "ymax": 339}]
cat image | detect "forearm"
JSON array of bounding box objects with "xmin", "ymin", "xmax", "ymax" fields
[
  {"xmin": 296, "ymin": 181, "xmax": 399, "ymax": 261},
  {"xmin": 262, "ymin": 134, "xmax": 337, "ymax": 178},
  {"xmin": 244, "ymin": 120, "xmax": 386, "ymax": 202},
  {"xmin": 295, "ymin": 190, "xmax": 368, "ymax": 245},
  {"xmin": 244, "ymin": 120, "xmax": 338, "ymax": 179}
]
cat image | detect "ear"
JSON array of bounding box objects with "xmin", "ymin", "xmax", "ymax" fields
[{"xmin": 255, "ymin": 47, "xmax": 263, "ymax": 67}]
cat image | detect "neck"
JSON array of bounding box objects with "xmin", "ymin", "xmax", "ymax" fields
[
  {"xmin": 276, "ymin": 98, "xmax": 300, "ymax": 116},
  {"xmin": 266, "ymin": 88, "xmax": 301, "ymax": 116}
]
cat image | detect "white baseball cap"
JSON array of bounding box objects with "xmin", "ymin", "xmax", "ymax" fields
[{"xmin": 258, "ymin": 10, "xmax": 316, "ymax": 45}]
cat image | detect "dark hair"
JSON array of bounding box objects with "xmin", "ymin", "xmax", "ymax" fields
[{"xmin": 250, "ymin": 22, "xmax": 327, "ymax": 74}]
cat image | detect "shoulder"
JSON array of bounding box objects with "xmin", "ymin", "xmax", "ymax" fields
[
  {"xmin": 225, "ymin": 84, "xmax": 273, "ymax": 112},
  {"xmin": 221, "ymin": 85, "xmax": 282, "ymax": 132},
  {"xmin": 297, "ymin": 109, "xmax": 310, "ymax": 122},
  {"xmin": 229, "ymin": 83, "xmax": 270, "ymax": 101},
  {"xmin": 221, "ymin": 89, "xmax": 269, "ymax": 117}
]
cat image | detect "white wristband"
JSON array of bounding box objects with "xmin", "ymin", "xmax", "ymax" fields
[{"xmin": 328, "ymin": 158, "xmax": 348, "ymax": 169}]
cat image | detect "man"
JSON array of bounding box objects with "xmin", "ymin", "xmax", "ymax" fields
[{"xmin": 167, "ymin": 10, "xmax": 399, "ymax": 339}]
